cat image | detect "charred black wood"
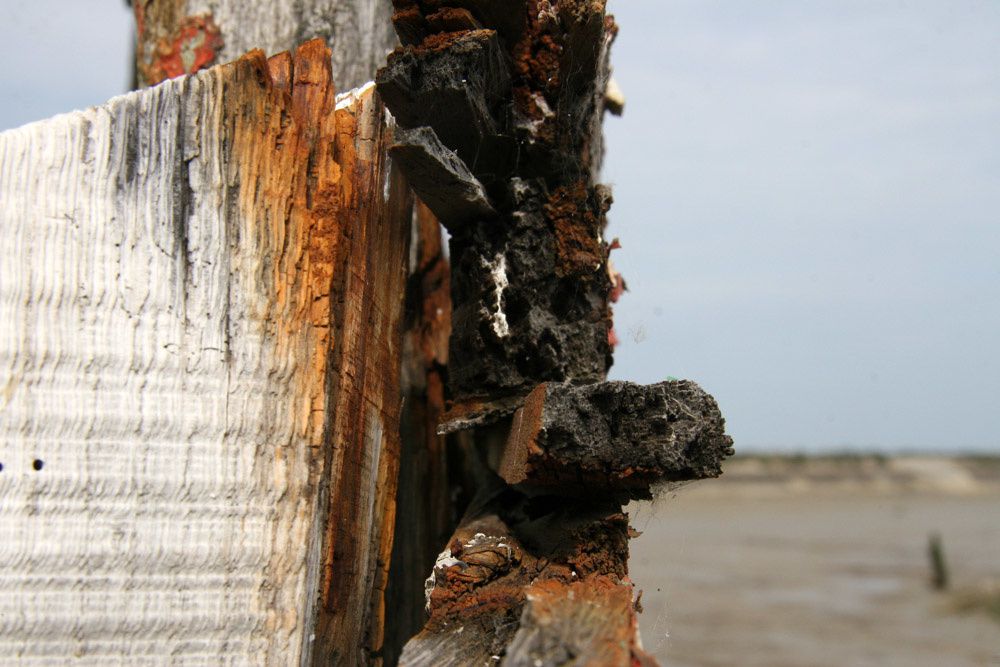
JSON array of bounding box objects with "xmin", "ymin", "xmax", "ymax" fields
[
  {"xmin": 377, "ymin": 29, "xmax": 511, "ymax": 169},
  {"xmin": 390, "ymin": 126, "xmax": 497, "ymax": 229},
  {"xmin": 377, "ymin": 0, "xmax": 619, "ymax": 407},
  {"xmin": 446, "ymin": 179, "xmax": 611, "ymax": 402},
  {"xmin": 498, "ymin": 381, "xmax": 735, "ymax": 500},
  {"xmin": 379, "ymin": 4, "xmax": 735, "ymax": 664}
]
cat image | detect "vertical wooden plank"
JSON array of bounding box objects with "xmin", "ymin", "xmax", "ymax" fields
[
  {"xmin": 0, "ymin": 40, "xmax": 409, "ymax": 665},
  {"xmin": 384, "ymin": 199, "xmax": 453, "ymax": 665},
  {"xmin": 131, "ymin": 6, "xmax": 456, "ymax": 658},
  {"xmin": 309, "ymin": 81, "xmax": 412, "ymax": 666}
]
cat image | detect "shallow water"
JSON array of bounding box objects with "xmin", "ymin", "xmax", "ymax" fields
[{"xmin": 629, "ymin": 488, "xmax": 1000, "ymax": 667}]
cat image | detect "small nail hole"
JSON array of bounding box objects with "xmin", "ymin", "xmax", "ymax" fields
[{"xmin": 32, "ymin": 459, "xmax": 44, "ymax": 471}]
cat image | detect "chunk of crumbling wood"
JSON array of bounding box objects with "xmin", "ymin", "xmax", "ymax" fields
[
  {"xmin": 390, "ymin": 126, "xmax": 497, "ymax": 228},
  {"xmin": 377, "ymin": 29, "xmax": 511, "ymax": 168},
  {"xmin": 0, "ymin": 40, "xmax": 410, "ymax": 666},
  {"xmin": 498, "ymin": 381, "xmax": 735, "ymax": 499},
  {"xmin": 399, "ymin": 481, "xmax": 656, "ymax": 666}
]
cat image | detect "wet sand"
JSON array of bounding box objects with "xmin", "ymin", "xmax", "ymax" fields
[{"xmin": 628, "ymin": 457, "xmax": 1000, "ymax": 667}]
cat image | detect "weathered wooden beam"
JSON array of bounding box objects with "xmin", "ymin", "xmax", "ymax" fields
[
  {"xmin": 498, "ymin": 381, "xmax": 735, "ymax": 499},
  {"xmin": 133, "ymin": 0, "xmax": 397, "ymax": 91},
  {"xmin": 0, "ymin": 40, "xmax": 409, "ymax": 665},
  {"xmin": 132, "ymin": 4, "xmax": 458, "ymax": 662}
]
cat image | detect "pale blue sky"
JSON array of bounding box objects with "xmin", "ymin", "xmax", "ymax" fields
[{"xmin": 2, "ymin": 1, "xmax": 998, "ymax": 452}]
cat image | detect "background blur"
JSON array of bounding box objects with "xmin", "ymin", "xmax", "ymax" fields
[{"xmin": 1, "ymin": 2, "xmax": 997, "ymax": 666}]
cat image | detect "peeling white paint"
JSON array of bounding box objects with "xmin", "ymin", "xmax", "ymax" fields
[
  {"xmin": 335, "ymin": 80, "xmax": 377, "ymax": 109},
  {"xmin": 484, "ymin": 254, "xmax": 510, "ymax": 338},
  {"xmin": 424, "ymin": 547, "xmax": 462, "ymax": 611}
]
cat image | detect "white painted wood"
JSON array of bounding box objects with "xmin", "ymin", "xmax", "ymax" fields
[
  {"xmin": 0, "ymin": 50, "xmax": 400, "ymax": 664},
  {"xmin": 140, "ymin": 0, "xmax": 396, "ymax": 91}
]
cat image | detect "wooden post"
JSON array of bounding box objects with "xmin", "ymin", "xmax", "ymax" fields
[
  {"xmin": 0, "ymin": 41, "xmax": 409, "ymax": 665},
  {"xmin": 132, "ymin": 0, "xmax": 397, "ymax": 91},
  {"xmin": 130, "ymin": 3, "xmax": 458, "ymax": 660}
]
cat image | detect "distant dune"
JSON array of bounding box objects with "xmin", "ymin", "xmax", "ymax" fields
[{"xmin": 665, "ymin": 454, "xmax": 1000, "ymax": 499}]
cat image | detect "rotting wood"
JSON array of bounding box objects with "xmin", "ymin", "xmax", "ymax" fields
[
  {"xmin": 0, "ymin": 40, "xmax": 409, "ymax": 665},
  {"xmin": 398, "ymin": 480, "xmax": 657, "ymax": 666},
  {"xmin": 313, "ymin": 75, "xmax": 412, "ymax": 667},
  {"xmin": 133, "ymin": 0, "xmax": 398, "ymax": 90},
  {"xmin": 390, "ymin": 126, "xmax": 497, "ymax": 229},
  {"xmin": 380, "ymin": 2, "xmax": 734, "ymax": 665},
  {"xmin": 378, "ymin": 0, "xmax": 619, "ymax": 418},
  {"xmin": 498, "ymin": 381, "xmax": 735, "ymax": 500}
]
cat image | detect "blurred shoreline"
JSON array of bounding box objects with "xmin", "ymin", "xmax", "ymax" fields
[
  {"xmin": 631, "ymin": 454, "xmax": 1000, "ymax": 667},
  {"xmin": 668, "ymin": 453, "xmax": 1000, "ymax": 499}
]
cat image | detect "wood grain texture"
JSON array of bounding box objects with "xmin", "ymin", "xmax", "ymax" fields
[
  {"xmin": 312, "ymin": 78, "xmax": 412, "ymax": 667},
  {"xmin": 134, "ymin": 0, "xmax": 397, "ymax": 91},
  {"xmin": 384, "ymin": 199, "xmax": 454, "ymax": 666},
  {"xmin": 0, "ymin": 40, "xmax": 409, "ymax": 665}
]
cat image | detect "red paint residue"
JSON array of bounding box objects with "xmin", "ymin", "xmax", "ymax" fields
[
  {"xmin": 608, "ymin": 327, "xmax": 620, "ymax": 348},
  {"xmin": 144, "ymin": 15, "xmax": 224, "ymax": 84}
]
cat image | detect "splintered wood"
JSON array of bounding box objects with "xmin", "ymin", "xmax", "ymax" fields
[
  {"xmin": 0, "ymin": 41, "xmax": 408, "ymax": 665},
  {"xmin": 379, "ymin": 2, "xmax": 733, "ymax": 665}
]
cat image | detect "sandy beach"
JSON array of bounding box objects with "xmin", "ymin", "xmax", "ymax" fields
[{"xmin": 628, "ymin": 456, "xmax": 1000, "ymax": 666}]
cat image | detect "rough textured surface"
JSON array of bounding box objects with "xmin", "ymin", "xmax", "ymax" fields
[
  {"xmin": 0, "ymin": 41, "xmax": 409, "ymax": 665},
  {"xmin": 503, "ymin": 577, "xmax": 656, "ymax": 667},
  {"xmin": 398, "ymin": 480, "xmax": 653, "ymax": 666},
  {"xmin": 377, "ymin": 29, "xmax": 511, "ymax": 172},
  {"xmin": 390, "ymin": 127, "xmax": 497, "ymax": 229},
  {"xmin": 381, "ymin": 3, "xmax": 693, "ymax": 665},
  {"xmin": 313, "ymin": 78, "xmax": 412, "ymax": 667},
  {"xmin": 134, "ymin": 0, "xmax": 398, "ymax": 90},
  {"xmin": 133, "ymin": 4, "xmax": 453, "ymax": 662},
  {"xmin": 378, "ymin": 0, "xmax": 619, "ymax": 406},
  {"xmin": 499, "ymin": 381, "xmax": 735, "ymax": 498}
]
